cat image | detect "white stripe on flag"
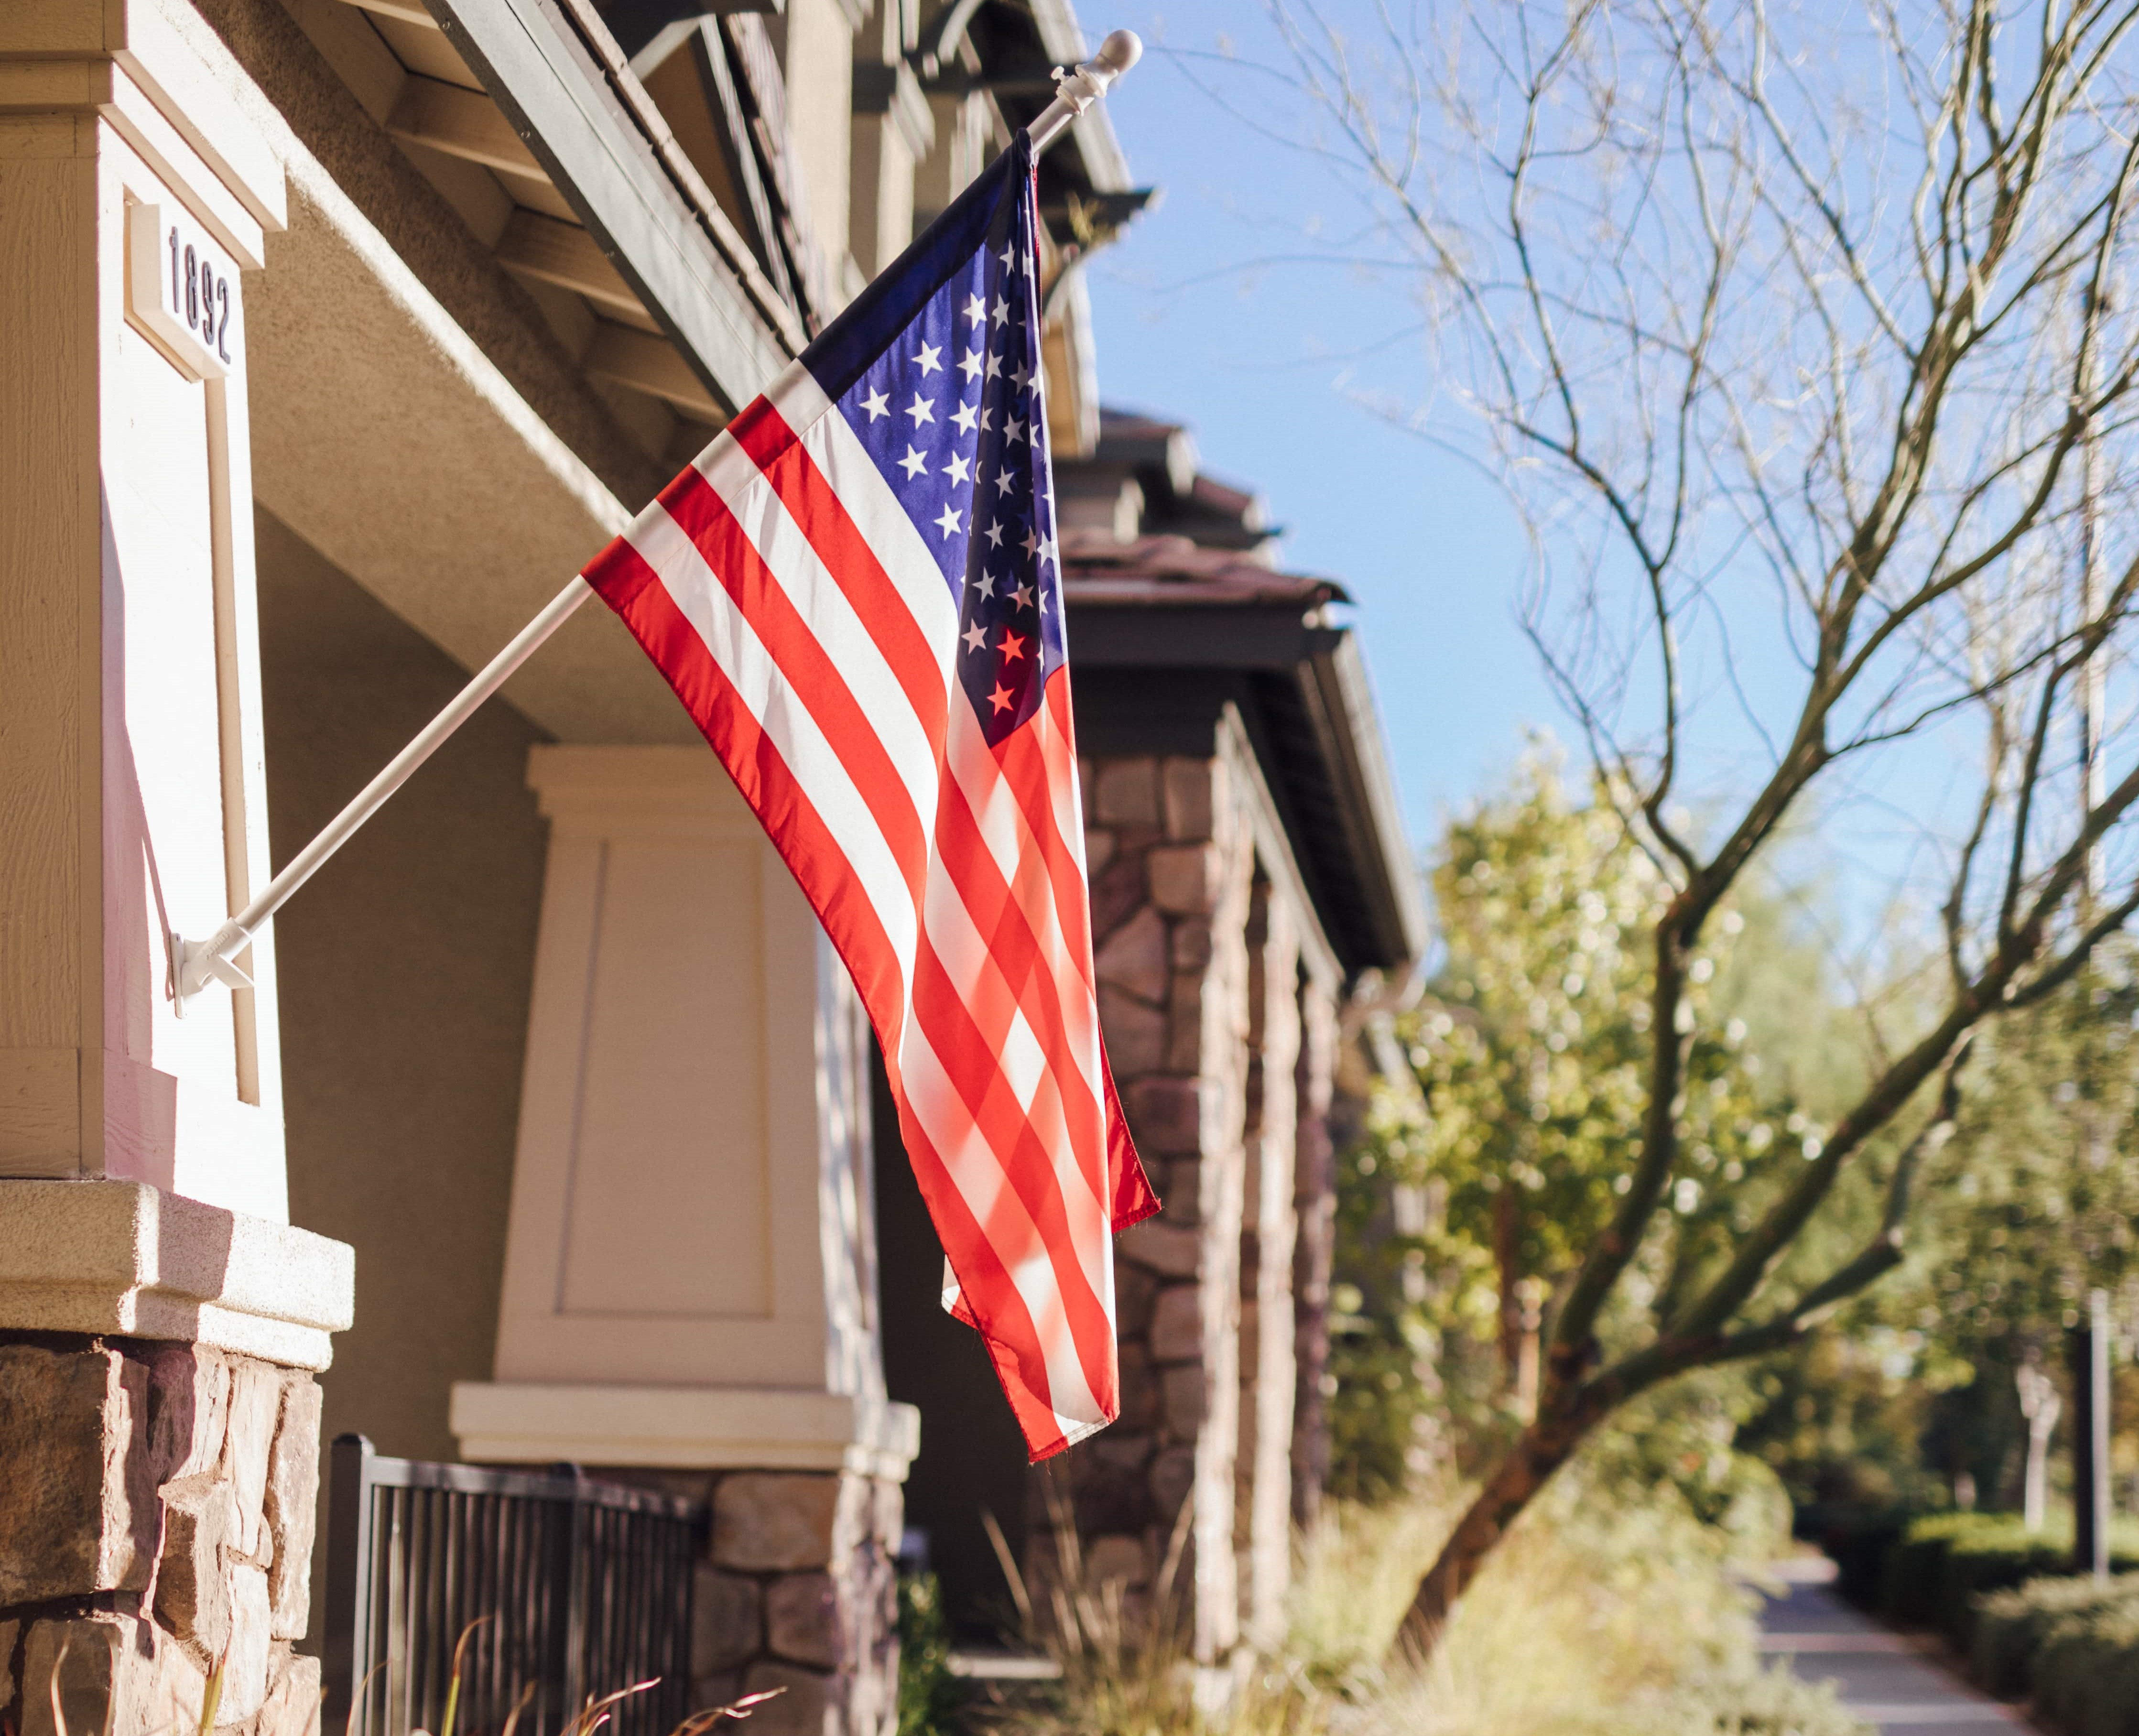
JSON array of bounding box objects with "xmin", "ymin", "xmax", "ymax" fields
[
  {"xmin": 897, "ymin": 1017, "xmax": 1103, "ymax": 1426},
  {"xmin": 626, "ymin": 505, "xmax": 923, "ymax": 985},
  {"xmin": 696, "ymin": 459, "xmax": 944, "ymax": 848},
  {"xmin": 806, "ymin": 408, "xmax": 964, "ymax": 656}
]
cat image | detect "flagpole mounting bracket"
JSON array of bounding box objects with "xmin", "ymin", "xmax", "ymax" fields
[
  {"xmin": 168, "ymin": 574, "xmax": 596, "ymax": 1013},
  {"xmin": 171, "ymin": 926, "xmax": 255, "ymax": 1016},
  {"xmin": 1029, "ymin": 30, "xmax": 1142, "ymax": 155}
]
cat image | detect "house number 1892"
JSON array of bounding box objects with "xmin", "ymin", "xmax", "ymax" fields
[
  {"xmin": 127, "ymin": 201, "xmax": 244, "ymax": 380},
  {"xmin": 170, "ymin": 227, "xmax": 232, "ymax": 365}
]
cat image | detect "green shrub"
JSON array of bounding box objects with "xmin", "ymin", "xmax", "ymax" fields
[
  {"xmin": 1879, "ymin": 1512, "xmax": 2063, "ymax": 1634},
  {"xmin": 896, "ymin": 1573, "xmax": 962, "ymax": 1736},
  {"xmin": 1876, "ymin": 1512, "xmax": 2139, "ymax": 1643},
  {"xmin": 1796, "ymin": 1505, "xmax": 1909, "ymax": 1611},
  {"xmin": 1971, "ymin": 1575, "xmax": 2139, "ymax": 1700},
  {"xmin": 2032, "ymin": 1597, "xmax": 2139, "ymax": 1736}
]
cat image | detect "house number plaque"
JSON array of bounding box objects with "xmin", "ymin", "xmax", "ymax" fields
[{"xmin": 127, "ymin": 201, "xmax": 243, "ymax": 380}]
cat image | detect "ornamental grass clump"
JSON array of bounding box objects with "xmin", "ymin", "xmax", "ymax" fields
[{"xmin": 977, "ymin": 1462, "xmax": 1868, "ymax": 1736}]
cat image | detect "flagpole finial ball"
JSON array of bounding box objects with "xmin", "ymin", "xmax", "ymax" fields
[{"xmin": 1097, "ymin": 30, "xmax": 1142, "ymax": 74}]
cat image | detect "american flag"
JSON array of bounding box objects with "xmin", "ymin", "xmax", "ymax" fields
[{"xmin": 583, "ymin": 134, "xmax": 1159, "ymax": 1460}]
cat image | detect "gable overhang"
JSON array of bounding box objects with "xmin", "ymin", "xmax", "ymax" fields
[{"xmin": 1065, "ymin": 599, "xmax": 1425, "ymax": 980}]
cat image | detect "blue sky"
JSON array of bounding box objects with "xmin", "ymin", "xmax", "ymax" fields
[
  {"xmin": 1080, "ymin": 4, "xmax": 1554, "ymax": 861},
  {"xmin": 1074, "ymin": 8, "xmax": 2014, "ymax": 966}
]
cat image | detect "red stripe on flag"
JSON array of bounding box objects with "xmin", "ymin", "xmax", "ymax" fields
[
  {"xmin": 655, "ymin": 466, "xmax": 933, "ymax": 914},
  {"xmin": 908, "ymin": 935, "xmax": 1118, "ymax": 1412},
  {"xmin": 926, "ymin": 781, "xmax": 1109, "ymax": 1200},
  {"xmin": 729, "ymin": 406, "xmax": 952, "ymax": 748},
  {"xmin": 888, "ymin": 1103, "xmax": 1077, "ymax": 1456},
  {"xmin": 584, "ymin": 532, "xmax": 912, "ymax": 1053}
]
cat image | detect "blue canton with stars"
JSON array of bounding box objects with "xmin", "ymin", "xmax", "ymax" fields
[{"xmin": 800, "ymin": 134, "xmax": 1063, "ymax": 748}]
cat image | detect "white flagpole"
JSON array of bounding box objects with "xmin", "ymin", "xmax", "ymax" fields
[
  {"xmin": 1028, "ymin": 30, "xmax": 1142, "ymax": 153},
  {"xmin": 176, "ymin": 575, "xmax": 595, "ymax": 1001},
  {"xmin": 173, "ymin": 29, "xmax": 1143, "ymax": 1006}
]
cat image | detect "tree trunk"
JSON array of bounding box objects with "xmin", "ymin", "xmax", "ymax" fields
[{"xmin": 1397, "ymin": 1397, "xmax": 1602, "ymax": 1657}]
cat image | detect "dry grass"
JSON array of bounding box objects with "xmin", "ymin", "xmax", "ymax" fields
[
  {"xmin": 33, "ymin": 1623, "xmax": 781, "ymax": 1736},
  {"xmin": 987, "ymin": 1471, "xmax": 1869, "ymax": 1736}
]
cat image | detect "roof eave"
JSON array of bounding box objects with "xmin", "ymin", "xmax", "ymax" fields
[{"xmin": 1065, "ymin": 598, "xmax": 1424, "ymax": 974}]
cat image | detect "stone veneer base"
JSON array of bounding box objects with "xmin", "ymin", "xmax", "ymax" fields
[{"xmin": 0, "ymin": 1331, "xmax": 326, "ymax": 1736}]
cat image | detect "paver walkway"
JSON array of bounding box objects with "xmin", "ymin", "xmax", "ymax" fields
[{"xmin": 1757, "ymin": 1560, "xmax": 2031, "ymax": 1734}]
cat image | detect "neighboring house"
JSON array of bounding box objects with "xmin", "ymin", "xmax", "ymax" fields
[
  {"xmin": 0, "ymin": 7, "xmax": 1414, "ymax": 1736},
  {"xmin": 888, "ymin": 409, "xmax": 1422, "ymax": 1669}
]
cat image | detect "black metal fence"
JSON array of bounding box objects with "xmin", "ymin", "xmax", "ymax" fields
[{"xmin": 324, "ymin": 1435, "xmax": 706, "ymax": 1736}]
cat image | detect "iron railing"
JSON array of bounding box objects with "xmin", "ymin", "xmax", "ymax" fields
[{"xmin": 323, "ymin": 1435, "xmax": 706, "ymax": 1736}]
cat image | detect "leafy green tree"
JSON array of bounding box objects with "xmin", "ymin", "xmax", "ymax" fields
[
  {"xmin": 1332, "ymin": 753, "xmax": 1875, "ymax": 1497},
  {"xmin": 1914, "ymin": 961, "xmax": 2139, "ymax": 1357},
  {"xmin": 1733, "ymin": 959, "xmax": 2139, "ymax": 1520}
]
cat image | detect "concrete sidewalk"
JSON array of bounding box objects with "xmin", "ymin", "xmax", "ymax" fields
[{"xmin": 1757, "ymin": 1560, "xmax": 2031, "ymax": 1734}]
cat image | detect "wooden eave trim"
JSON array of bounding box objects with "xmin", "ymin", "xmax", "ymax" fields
[
  {"xmin": 426, "ymin": 0, "xmax": 796, "ymax": 418},
  {"xmin": 684, "ymin": 17, "xmax": 800, "ymax": 316},
  {"xmin": 548, "ymin": 0, "xmax": 805, "ymax": 348}
]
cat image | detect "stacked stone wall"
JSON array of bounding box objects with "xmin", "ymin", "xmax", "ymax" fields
[
  {"xmin": 1289, "ymin": 983, "xmax": 1339, "ymax": 1530},
  {"xmin": 601, "ymin": 1469, "xmax": 901, "ymax": 1736},
  {"xmin": 0, "ymin": 1334, "xmax": 323, "ymax": 1736},
  {"xmin": 1235, "ymin": 886, "xmax": 1301, "ymax": 1649},
  {"xmin": 1049, "ymin": 741, "xmax": 1265, "ymax": 1670}
]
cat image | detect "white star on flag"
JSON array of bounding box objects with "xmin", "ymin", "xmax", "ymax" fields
[
  {"xmin": 860, "ymin": 387, "xmax": 889, "ymax": 421},
  {"xmin": 905, "ymin": 392, "xmax": 935, "ymax": 427}
]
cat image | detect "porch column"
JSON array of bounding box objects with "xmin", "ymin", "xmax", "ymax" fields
[
  {"xmin": 0, "ymin": 8, "xmax": 353, "ymax": 1735},
  {"xmin": 450, "ymin": 748, "xmax": 916, "ymax": 1736},
  {"xmin": 1290, "ymin": 978, "xmax": 1340, "ymax": 1530},
  {"xmin": 1070, "ymin": 739, "xmax": 1257, "ymax": 1673},
  {"xmin": 1235, "ymin": 884, "xmax": 1300, "ymax": 1650}
]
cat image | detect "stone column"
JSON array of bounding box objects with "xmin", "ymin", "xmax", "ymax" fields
[
  {"xmin": 1235, "ymin": 885, "xmax": 1300, "ymax": 1650},
  {"xmin": 1068, "ymin": 744, "xmax": 1255, "ymax": 1671},
  {"xmin": 1289, "ymin": 981, "xmax": 1340, "ymax": 1530},
  {"xmin": 450, "ymin": 749, "xmax": 918, "ymax": 1736},
  {"xmin": 0, "ymin": 1209, "xmax": 349, "ymax": 1736},
  {"xmin": 1, "ymin": 10, "xmax": 353, "ymax": 1735}
]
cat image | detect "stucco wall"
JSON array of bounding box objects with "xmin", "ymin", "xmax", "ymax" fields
[{"xmin": 254, "ymin": 508, "xmax": 548, "ymax": 1630}]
